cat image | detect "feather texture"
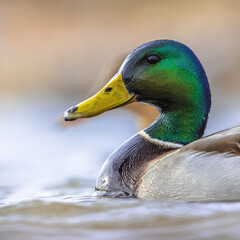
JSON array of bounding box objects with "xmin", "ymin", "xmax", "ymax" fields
[{"xmin": 138, "ymin": 127, "xmax": 240, "ymax": 201}]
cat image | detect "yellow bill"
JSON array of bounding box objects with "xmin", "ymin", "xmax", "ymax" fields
[{"xmin": 64, "ymin": 74, "xmax": 136, "ymax": 121}]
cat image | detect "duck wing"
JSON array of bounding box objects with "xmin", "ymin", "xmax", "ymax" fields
[
  {"xmin": 137, "ymin": 127, "xmax": 240, "ymax": 202},
  {"xmin": 182, "ymin": 126, "xmax": 240, "ymax": 155}
]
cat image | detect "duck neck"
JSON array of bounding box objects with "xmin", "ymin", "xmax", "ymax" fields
[{"xmin": 144, "ymin": 103, "xmax": 209, "ymax": 145}]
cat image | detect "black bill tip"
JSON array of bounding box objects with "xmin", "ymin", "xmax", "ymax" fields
[
  {"xmin": 67, "ymin": 106, "xmax": 78, "ymax": 114},
  {"xmin": 64, "ymin": 106, "xmax": 79, "ymax": 121}
]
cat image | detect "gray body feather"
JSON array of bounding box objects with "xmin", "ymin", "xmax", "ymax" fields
[{"xmin": 138, "ymin": 150, "xmax": 240, "ymax": 202}]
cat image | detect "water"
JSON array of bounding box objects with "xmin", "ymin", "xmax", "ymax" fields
[{"xmin": 1, "ymin": 94, "xmax": 240, "ymax": 240}]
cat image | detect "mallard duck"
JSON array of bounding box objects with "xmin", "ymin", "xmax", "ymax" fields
[{"xmin": 64, "ymin": 40, "xmax": 240, "ymax": 202}]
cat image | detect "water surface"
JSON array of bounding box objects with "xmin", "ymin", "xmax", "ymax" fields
[{"xmin": 1, "ymin": 95, "xmax": 240, "ymax": 240}]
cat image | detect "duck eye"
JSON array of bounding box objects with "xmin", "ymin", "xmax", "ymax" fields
[
  {"xmin": 146, "ymin": 55, "xmax": 160, "ymax": 64},
  {"xmin": 105, "ymin": 87, "xmax": 112, "ymax": 92}
]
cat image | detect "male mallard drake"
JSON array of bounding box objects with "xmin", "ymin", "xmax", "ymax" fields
[{"xmin": 64, "ymin": 40, "xmax": 240, "ymax": 202}]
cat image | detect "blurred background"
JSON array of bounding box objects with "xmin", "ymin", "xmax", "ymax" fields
[
  {"xmin": 1, "ymin": 0, "xmax": 240, "ymax": 96},
  {"xmin": 1, "ymin": 1, "xmax": 240, "ymax": 240}
]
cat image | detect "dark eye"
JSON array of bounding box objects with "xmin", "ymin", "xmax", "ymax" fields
[
  {"xmin": 146, "ymin": 55, "xmax": 160, "ymax": 64},
  {"xmin": 105, "ymin": 87, "xmax": 112, "ymax": 92}
]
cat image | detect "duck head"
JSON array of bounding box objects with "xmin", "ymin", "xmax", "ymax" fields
[{"xmin": 64, "ymin": 40, "xmax": 211, "ymax": 144}]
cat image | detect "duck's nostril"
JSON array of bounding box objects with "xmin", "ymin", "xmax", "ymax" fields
[
  {"xmin": 105, "ymin": 87, "xmax": 112, "ymax": 92},
  {"xmin": 67, "ymin": 106, "xmax": 78, "ymax": 114}
]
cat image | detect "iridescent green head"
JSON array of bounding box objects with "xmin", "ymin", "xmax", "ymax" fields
[
  {"xmin": 119, "ymin": 40, "xmax": 211, "ymax": 144},
  {"xmin": 64, "ymin": 40, "xmax": 211, "ymax": 145}
]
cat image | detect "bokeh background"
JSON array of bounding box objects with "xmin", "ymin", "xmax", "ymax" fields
[
  {"xmin": 1, "ymin": 0, "xmax": 240, "ymax": 96},
  {"xmin": 1, "ymin": 1, "xmax": 240, "ymax": 240}
]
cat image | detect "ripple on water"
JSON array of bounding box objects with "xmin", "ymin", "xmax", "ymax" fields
[
  {"xmin": 1, "ymin": 96, "xmax": 240, "ymax": 240},
  {"xmin": 1, "ymin": 196, "xmax": 240, "ymax": 240}
]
